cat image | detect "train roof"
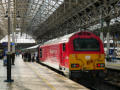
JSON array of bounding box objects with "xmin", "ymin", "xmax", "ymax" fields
[
  {"xmin": 27, "ymin": 44, "xmax": 40, "ymax": 49},
  {"xmin": 23, "ymin": 44, "xmax": 40, "ymax": 50},
  {"xmin": 43, "ymin": 31, "xmax": 95, "ymax": 46},
  {"xmin": 43, "ymin": 33, "xmax": 75, "ymax": 46}
]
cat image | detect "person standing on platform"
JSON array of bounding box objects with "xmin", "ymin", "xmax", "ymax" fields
[
  {"xmin": 28, "ymin": 52, "xmax": 31, "ymax": 62},
  {"xmin": 32, "ymin": 54, "xmax": 35, "ymax": 62},
  {"xmin": 22, "ymin": 52, "xmax": 24, "ymax": 59},
  {"xmin": 3, "ymin": 49, "xmax": 7, "ymax": 66},
  {"xmin": 11, "ymin": 53, "xmax": 15, "ymax": 65}
]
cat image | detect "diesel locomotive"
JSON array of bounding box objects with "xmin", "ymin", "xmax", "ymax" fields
[{"xmin": 38, "ymin": 31, "xmax": 105, "ymax": 78}]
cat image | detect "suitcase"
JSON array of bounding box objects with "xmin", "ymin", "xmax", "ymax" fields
[
  {"xmin": 3, "ymin": 56, "xmax": 7, "ymax": 66},
  {"xmin": 3, "ymin": 59, "xmax": 7, "ymax": 66}
]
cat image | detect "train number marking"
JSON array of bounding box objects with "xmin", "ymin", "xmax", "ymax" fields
[
  {"xmin": 87, "ymin": 60, "xmax": 93, "ymax": 65},
  {"xmin": 85, "ymin": 56, "xmax": 91, "ymax": 60}
]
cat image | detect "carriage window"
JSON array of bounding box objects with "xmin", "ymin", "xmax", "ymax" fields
[
  {"xmin": 63, "ymin": 43, "xmax": 66, "ymax": 51},
  {"xmin": 73, "ymin": 38, "xmax": 100, "ymax": 51},
  {"xmin": 40, "ymin": 48, "xmax": 42, "ymax": 58}
]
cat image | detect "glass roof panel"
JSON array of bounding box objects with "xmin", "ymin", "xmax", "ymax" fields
[
  {"xmin": 26, "ymin": 0, "xmax": 64, "ymax": 28},
  {"xmin": 0, "ymin": 0, "xmax": 64, "ymax": 40}
]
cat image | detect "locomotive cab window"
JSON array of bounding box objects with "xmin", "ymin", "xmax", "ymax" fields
[
  {"xmin": 73, "ymin": 38, "xmax": 100, "ymax": 51},
  {"xmin": 63, "ymin": 43, "xmax": 66, "ymax": 51},
  {"xmin": 40, "ymin": 48, "xmax": 42, "ymax": 58}
]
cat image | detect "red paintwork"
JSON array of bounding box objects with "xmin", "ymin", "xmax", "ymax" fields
[{"xmin": 38, "ymin": 31, "xmax": 104, "ymax": 69}]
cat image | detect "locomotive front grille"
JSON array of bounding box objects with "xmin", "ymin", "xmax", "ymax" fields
[{"xmin": 69, "ymin": 54, "xmax": 105, "ymax": 71}]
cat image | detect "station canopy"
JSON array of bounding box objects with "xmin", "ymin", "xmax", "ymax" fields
[
  {"xmin": 0, "ymin": 0, "xmax": 64, "ymax": 41},
  {"xmin": 0, "ymin": 0, "xmax": 120, "ymax": 43}
]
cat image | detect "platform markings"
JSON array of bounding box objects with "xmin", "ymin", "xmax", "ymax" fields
[
  {"xmin": 33, "ymin": 62, "xmax": 65, "ymax": 79},
  {"xmin": 26, "ymin": 63, "xmax": 56, "ymax": 90},
  {"xmin": 33, "ymin": 62, "xmax": 89, "ymax": 89}
]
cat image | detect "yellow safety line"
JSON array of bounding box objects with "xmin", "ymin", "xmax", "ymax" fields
[{"xmin": 26, "ymin": 63, "xmax": 56, "ymax": 90}]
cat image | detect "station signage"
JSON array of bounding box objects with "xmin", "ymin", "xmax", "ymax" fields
[{"xmin": 2, "ymin": 42, "xmax": 15, "ymax": 46}]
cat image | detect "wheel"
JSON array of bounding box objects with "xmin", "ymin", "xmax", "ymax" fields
[{"xmin": 98, "ymin": 71, "xmax": 106, "ymax": 78}]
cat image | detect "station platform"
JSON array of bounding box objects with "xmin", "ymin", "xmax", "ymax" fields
[
  {"xmin": 0, "ymin": 55, "xmax": 88, "ymax": 90},
  {"xmin": 105, "ymin": 60, "xmax": 120, "ymax": 70}
]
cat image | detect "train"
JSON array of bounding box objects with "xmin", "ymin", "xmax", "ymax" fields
[
  {"xmin": 38, "ymin": 31, "xmax": 105, "ymax": 78},
  {"xmin": 22, "ymin": 44, "xmax": 40, "ymax": 62}
]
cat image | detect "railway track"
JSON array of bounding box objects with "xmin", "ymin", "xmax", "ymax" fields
[
  {"xmin": 76, "ymin": 76, "xmax": 120, "ymax": 90},
  {"xmin": 104, "ymin": 68, "xmax": 120, "ymax": 88},
  {"xmin": 74, "ymin": 68, "xmax": 120, "ymax": 90}
]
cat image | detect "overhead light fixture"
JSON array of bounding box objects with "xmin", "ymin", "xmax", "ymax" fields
[
  {"xmin": 16, "ymin": 24, "xmax": 21, "ymax": 31},
  {"xmin": 16, "ymin": 11, "xmax": 20, "ymax": 20},
  {"xmin": 16, "ymin": 24, "xmax": 19, "ymax": 28},
  {"xmin": 115, "ymin": 20, "xmax": 119, "ymax": 23},
  {"xmin": 16, "ymin": 28, "xmax": 21, "ymax": 31},
  {"xmin": 5, "ymin": 11, "xmax": 8, "ymax": 18}
]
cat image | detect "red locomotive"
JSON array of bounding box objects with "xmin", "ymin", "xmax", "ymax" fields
[{"xmin": 38, "ymin": 31, "xmax": 105, "ymax": 78}]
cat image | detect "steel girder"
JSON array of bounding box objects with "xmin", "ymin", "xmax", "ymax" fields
[
  {"xmin": 25, "ymin": 0, "xmax": 63, "ymax": 38},
  {"xmin": 34, "ymin": 0, "xmax": 120, "ymax": 43},
  {"xmin": 0, "ymin": 0, "xmax": 120, "ymax": 43},
  {"xmin": 0, "ymin": 0, "xmax": 63, "ymax": 40}
]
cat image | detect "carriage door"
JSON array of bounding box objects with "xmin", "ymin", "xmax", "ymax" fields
[
  {"xmin": 61, "ymin": 43, "xmax": 66, "ymax": 66},
  {"xmin": 39, "ymin": 48, "xmax": 42, "ymax": 58}
]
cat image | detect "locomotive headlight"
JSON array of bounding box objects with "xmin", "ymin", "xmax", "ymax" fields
[{"xmin": 71, "ymin": 64, "xmax": 79, "ymax": 68}]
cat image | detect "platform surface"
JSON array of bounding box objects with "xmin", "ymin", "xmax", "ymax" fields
[
  {"xmin": 105, "ymin": 60, "xmax": 120, "ymax": 70},
  {"xmin": 0, "ymin": 55, "xmax": 88, "ymax": 90}
]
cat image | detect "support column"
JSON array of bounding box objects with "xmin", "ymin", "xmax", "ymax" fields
[
  {"xmin": 100, "ymin": 17, "xmax": 104, "ymax": 42},
  {"xmin": 106, "ymin": 30, "xmax": 110, "ymax": 56},
  {"xmin": 7, "ymin": 2, "xmax": 10, "ymax": 52},
  {"xmin": 4, "ymin": 0, "xmax": 14, "ymax": 82},
  {"xmin": 69, "ymin": 0, "xmax": 71, "ymax": 8},
  {"xmin": 100, "ymin": 6, "xmax": 104, "ymax": 42},
  {"xmin": 100, "ymin": 32, "xmax": 104, "ymax": 42},
  {"xmin": 113, "ymin": 33, "xmax": 115, "ymax": 50},
  {"xmin": 12, "ymin": 0, "xmax": 16, "ymax": 54},
  {"xmin": 105, "ymin": 18, "xmax": 111, "ymax": 57},
  {"xmin": 12, "ymin": 27, "xmax": 15, "ymax": 53},
  {"xmin": 76, "ymin": 0, "xmax": 78, "ymax": 4},
  {"xmin": 11, "ymin": 12, "xmax": 15, "ymax": 65}
]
